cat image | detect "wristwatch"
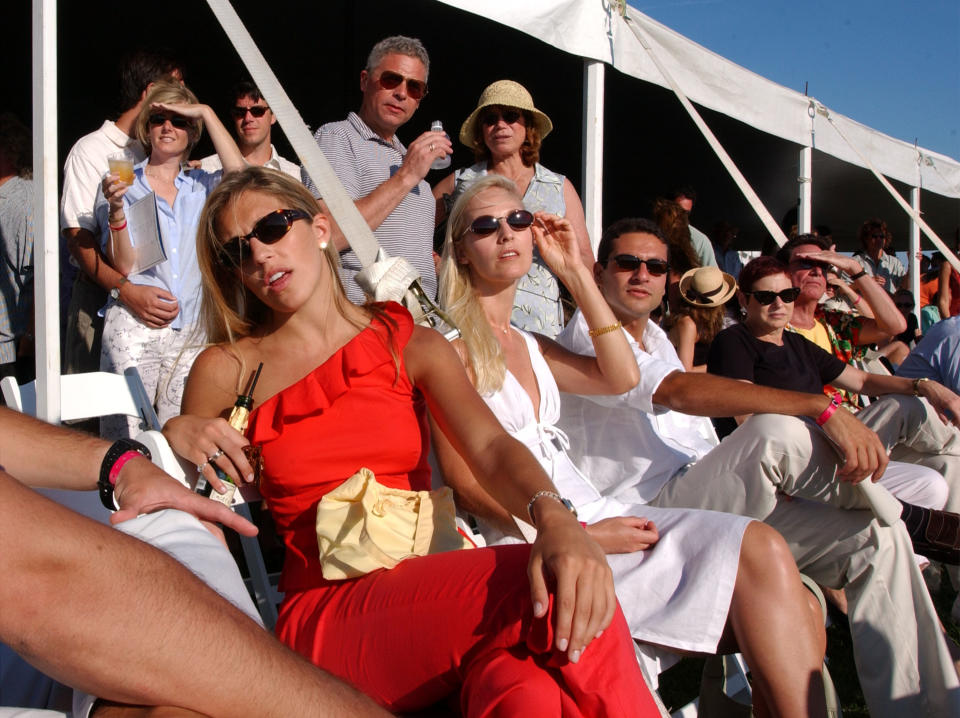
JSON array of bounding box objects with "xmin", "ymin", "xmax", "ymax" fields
[
  {"xmin": 109, "ymin": 276, "xmax": 129, "ymax": 301},
  {"xmin": 98, "ymin": 438, "xmax": 151, "ymax": 510},
  {"xmin": 527, "ymin": 490, "xmax": 578, "ymax": 526}
]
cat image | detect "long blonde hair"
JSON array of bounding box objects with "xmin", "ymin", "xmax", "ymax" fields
[{"xmin": 438, "ymin": 174, "xmax": 524, "ymax": 395}]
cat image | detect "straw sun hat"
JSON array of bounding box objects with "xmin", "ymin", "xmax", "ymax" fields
[
  {"xmin": 678, "ymin": 266, "xmax": 738, "ymax": 307},
  {"xmin": 459, "ymin": 80, "xmax": 553, "ymax": 147}
]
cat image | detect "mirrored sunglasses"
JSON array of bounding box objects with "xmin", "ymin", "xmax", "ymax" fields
[
  {"xmin": 467, "ymin": 209, "xmax": 534, "ymax": 236},
  {"xmin": 376, "ymin": 71, "xmax": 428, "ymax": 100},
  {"xmin": 148, "ymin": 113, "xmax": 190, "ymax": 129},
  {"xmin": 744, "ymin": 287, "xmax": 801, "ymax": 305},
  {"xmin": 609, "ymin": 254, "xmax": 669, "ymax": 276},
  {"xmin": 217, "ymin": 208, "xmax": 312, "ymax": 266},
  {"xmin": 481, "ymin": 108, "xmax": 523, "ymax": 127},
  {"xmin": 231, "ymin": 105, "xmax": 269, "ymax": 119}
]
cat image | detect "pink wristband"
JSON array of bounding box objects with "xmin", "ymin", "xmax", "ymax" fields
[
  {"xmin": 108, "ymin": 450, "xmax": 142, "ymax": 485},
  {"xmin": 816, "ymin": 392, "xmax": 842, "ymax": 427}
]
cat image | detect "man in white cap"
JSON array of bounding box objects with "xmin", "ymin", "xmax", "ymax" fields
[{"xmin": 556, "ymin": 217, "xmax": 960, "ymax": 718}]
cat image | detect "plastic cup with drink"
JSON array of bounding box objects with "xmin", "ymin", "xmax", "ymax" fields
[{"xmin": 108, "ymin": 151, "xmax": 136, "ymax": 186}]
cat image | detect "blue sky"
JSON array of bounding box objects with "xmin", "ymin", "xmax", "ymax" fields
[{"xmin": 633, "ymin": 0, "xmax": 960, "ymax": 161}]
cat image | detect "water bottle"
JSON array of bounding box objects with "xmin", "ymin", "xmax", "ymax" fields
[{"xmin": 430, "ymin": 120, "xmax": 451, "ymax": 170}]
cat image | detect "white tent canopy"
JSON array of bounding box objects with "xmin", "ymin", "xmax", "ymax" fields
[{"xmin": 439, "ymin": 0, "xmax": 960, "ymax": 199}]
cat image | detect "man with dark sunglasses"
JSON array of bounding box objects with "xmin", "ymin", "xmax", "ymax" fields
[
  {"xmin": 199, "ymin": 80, "xmax": 299, "ymax": 179},
  {"xmin": 777, "ymin": 233, "xmax": 907, "ymax": 410},
  {"xmin": 555, "ymin": 217, "xmax": 960, "ymax": 716},
  {"xmin": 302, "ymin": 36, "xmax": 450, "ymax": 304}
]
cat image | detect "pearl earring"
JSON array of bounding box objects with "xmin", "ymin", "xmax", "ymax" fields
[{"xmin": 320, "ymin": 241, "xmax": 328, "ymax": 250}]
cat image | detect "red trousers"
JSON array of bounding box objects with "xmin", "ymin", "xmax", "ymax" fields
[{"xmin": 277, "ymin": 544, "xmax": 658, "ymax": 717}]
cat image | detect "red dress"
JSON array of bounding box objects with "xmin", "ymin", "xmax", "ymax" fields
[{"xmin": 247, "ymin": 303, "xmax": 656, "ymax": 717}]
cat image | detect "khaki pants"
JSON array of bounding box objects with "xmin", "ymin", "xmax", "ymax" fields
[
  {"xmin": 63, "ymin": 273, "xmax": 106, "ymax": 375},
  {"xmin": 652, "ymin": 411, "xmax": 960, "ymax": 717}
]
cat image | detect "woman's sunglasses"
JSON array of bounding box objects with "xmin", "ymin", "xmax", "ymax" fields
[
  {"xmin": 148, "ymin": 113, "xmax": 190, "ymax": 129},
  {"xmin": 608, "ymin": 254, "xmax": 669, "ymax": 276},
  {"xmin": 467, "ymin": 209, "xmax": 534, "ymax": 236},
  {"xmin": 481, "ymin": 108, "xmax": 522, "ymax": 127},
  {"xmin": 217, "ymin": 208, "xmax": 312, "ymax": 266},
  {"xmin": 376, "ymin": 71, "xmax": 428, "ymax": 100},
  {"xmin": 743, "ymin": 287, "xmax": 802, "ymax": 305},
  {"xmin": 230, "ymin": 105, "xmax": 269, "ymax": 119}
]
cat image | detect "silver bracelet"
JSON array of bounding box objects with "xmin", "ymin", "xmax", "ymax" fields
[{"xmin": 526, "ymin": 490, "xmax": 576, "ymax": 525}]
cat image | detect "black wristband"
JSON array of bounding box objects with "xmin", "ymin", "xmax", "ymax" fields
[
  {"xmin": 849, "ymin": 269, "xmax": 868, "ymax": 281},
  {"xmin": 98, "ymin": 439, "xmax": 151, "ymax": 511}
]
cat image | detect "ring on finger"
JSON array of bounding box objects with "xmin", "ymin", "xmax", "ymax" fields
[{"xmin": 207, "ymin": 448, "xmax": 224, "ymax": 463}]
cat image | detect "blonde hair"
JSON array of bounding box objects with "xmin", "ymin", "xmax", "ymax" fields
[
  {"xmin": 196, "ymin": 167, "xmax": 357, "ymax": 346},
  {"xmin": 438, "ymin": 174, "xmax": 524, "ymax": 395},
  {"xmin": 136, "ymin": 80, "xmax": 202, "ymax": 156}
]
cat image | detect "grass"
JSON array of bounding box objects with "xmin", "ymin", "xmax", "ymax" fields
[{"xmin": 657, "ymin": 563, "xmax": 960, "ymax": 717}]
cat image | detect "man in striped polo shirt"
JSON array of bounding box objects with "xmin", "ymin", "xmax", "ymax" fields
[{"xmin": 303, "ymin": 35, "xmax": 451, "ymax": 303}]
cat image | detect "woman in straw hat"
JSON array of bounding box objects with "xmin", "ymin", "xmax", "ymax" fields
[
  {"xmin": 664, "ymin": 265, "xmax": 736, "ymax": 372},
  {"xmin": 435, "ymin": 175, "xmax": 830, "ymax": 718},
  {"xmin": 433, "ymin": 80, "xmax": 593, "ymax": 338}
]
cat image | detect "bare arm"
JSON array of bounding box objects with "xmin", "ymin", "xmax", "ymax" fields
[
  {"xmin": 653, "ymin": 371, "xmax": 889, "ymax": 481},
  {"xmin": 153, "ymin": 102, "xmax": 245, "ymax": 173},
  {"xmin": 668, "ymin": 316, "xmax": 700, "ymax": 372},
  {"xmin": 833, "ymin": 365, "xmax": 960, "ymax": 427},
  {"xmin": 939, "ymin": 261, "xmax": 953, "ymax": 318},
  {"xmin": 533, "ymin": 214, "xmax": 639, "ymax": 395},
  {"xmin": 561, "ymin": 178, "xmax": 595, "ymax": 267},
  {"xmin": 827, "ymin": 273, "xmax": 874, "ymax": 319}
]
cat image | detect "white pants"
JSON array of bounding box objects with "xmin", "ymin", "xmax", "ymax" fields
[
  {"xmin": 99, "ymin": 304, "xmax": 202, "ymax": 439},
  {"xmin": 652, "ymin": 409, "xmax": 960, "ymax": 717}
]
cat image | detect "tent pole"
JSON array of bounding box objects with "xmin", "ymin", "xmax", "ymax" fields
[
  {"xmin": 31, "ymin": 0, "xmax": 61, "ymax": 422},
  {"xmin": 798, "ymin": 146, "xmax": 812, "ymax": 235},
  {"xmin": 909, "ymin": 187, "xmax": 921, "ymax": 325},
  {"xmin": 582, "ymin": 59, "xmax": 604, "ymax": 253}
]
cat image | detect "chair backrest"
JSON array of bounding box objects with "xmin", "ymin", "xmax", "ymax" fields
[{"xmin": 1, "ymin": 369, "xmax": 161, "ymax": 431}]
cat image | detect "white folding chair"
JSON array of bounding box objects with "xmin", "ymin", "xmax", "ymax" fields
[{"xmin": 135, "ymin": 430, "xmax": 283, "ymax": 629}]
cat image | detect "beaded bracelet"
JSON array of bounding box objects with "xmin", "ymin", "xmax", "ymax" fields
[
  {"xmin": 816, "ymin": 392, "xmax": 842, "ymax": 426},
  {"xmin": 588, "ymin": 321, "xmax": 622, "ymax": 338}
]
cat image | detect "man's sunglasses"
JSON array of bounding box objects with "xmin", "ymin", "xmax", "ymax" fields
[
  {"xmin": 467, "ymin": 209, "xmax": 534, "ymax": 237},
  {"xmin": 231, "ymin": 105, "xmax": 269, "ymax": 119},
  {"xmin": 481, "ymin": 108, "xmax": 523, "ymax": 127},
  {"xmin": 148, "ymin": 113, "xmax": 191, "ymax": 129},
  {"xmin": 743, "ymin": 287, "xmax": 802, "ymax": 305},
  {"xmin": 608, "ymin": 254, "xmax": 669, "ymax": 276},
  {"xmin": 790, "ymin": 258, "xmax": 831, "ymax": 272},
  {"xmin": 376, "ymin": 71, "xmax": 428, "ymax": 100},
  {"xmin": 217, "ymin": 208, "xmax": 312, "ymax": 266}
]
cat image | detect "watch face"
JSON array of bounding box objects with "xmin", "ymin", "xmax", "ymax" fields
[{"xmin": 110, "ymin": 288, "xmax": 120, "ymax": 300}]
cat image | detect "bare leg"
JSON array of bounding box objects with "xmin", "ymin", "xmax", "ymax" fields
[
  {"xmin": 718, "ymin": 522, "xmax": 827, "ymax": 718},
  {"xmin": 0, "ymin": 474, "xmax": 388, "ymax": 717}
]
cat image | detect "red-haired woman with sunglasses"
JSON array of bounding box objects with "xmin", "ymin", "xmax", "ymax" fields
[
  {"xmin": 163, "ymin": 166, "xmax": 659, "ymax": 717},
  {"xmin": 435, "ymin": 175, "xmax": 833, "ymax": 718},
  {"xmin": 708, "ymin": 257, "xmax": 958, "ymax": 535},
  {"xmin": 96, "ymin": 80, "xmax": 245, "ymax": 438},
  {"xmin": 433, "ymin": 81, "xmax": 593, "ymax": 338}
]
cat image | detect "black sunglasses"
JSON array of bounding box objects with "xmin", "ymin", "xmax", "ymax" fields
[
  {"xmin": 217, "ymin": 208, "xmax": 312, "ymax": 266},
  {"xmin": 790, "ymin": 258, "xmax": 831, "ymax": 272},
  {"xmin": 608, "ymin": 254, "xmax": 669, "ymax": 276},
  {"xmin": 231, "ymin": 105, "xmax": 269, "ymax": 119},
  {"xmin": 148, "ymin": 113, "xmax": 190, "ymax": 129},
  {"xmin": 481, "ymin": 108, "xmax": 523, "ymax": 126},
  {"xmin": 744, "ymin": 287, "xmax": 802, "ymax": 305},
  {"xmin": 467, "ymin": 209, "xmax": 534, "ymax": 236},
  {"xmin": 376, "ymin": 70, "xmax": 428, "ymax": 100}
]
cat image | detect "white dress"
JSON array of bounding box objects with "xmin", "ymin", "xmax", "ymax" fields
[{"xmin": 479, "ymin": 329, "xmax": 751, "ymax": 657}]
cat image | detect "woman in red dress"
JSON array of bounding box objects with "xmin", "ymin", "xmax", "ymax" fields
[{"xmin": 164, "ymin": 167, "xmax": 657, "ymax": 717}]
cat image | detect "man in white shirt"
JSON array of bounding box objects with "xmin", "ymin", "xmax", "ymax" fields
[
  {"xmin": 60, "ymin": 50, "xmax": 183, "ymax": 375},
  {"xmin": 556, "ymin": 217, "xmax": 960, "ymax": 717},
  {"xmin": 199, "ymin": 80, "xmax": 300, "ymax": 179}
]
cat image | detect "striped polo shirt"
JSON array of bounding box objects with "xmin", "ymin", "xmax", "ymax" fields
[{"xmin": 302, "ymin": 112, "xmax": 437, "ymax": 304}]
